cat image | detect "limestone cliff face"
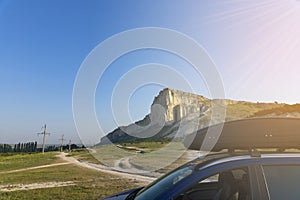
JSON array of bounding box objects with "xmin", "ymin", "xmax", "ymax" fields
[
  {"xmin": 98, "ymin": 88, "xmax": 283, "ymax": 144},
  {"xmin": 151, "ymin": 88, "xmax": 210, "ymax": 123},
  {"xmin": 99, "ymin": 88, "xmax": 217, "ymax": 144}
]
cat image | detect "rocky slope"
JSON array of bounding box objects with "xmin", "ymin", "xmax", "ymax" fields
[{"xmin": 98, "ymin": 88, "xmax": 293, "ymax": 145}]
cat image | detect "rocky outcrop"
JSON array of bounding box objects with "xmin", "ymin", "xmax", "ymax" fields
[
  {"xmin": 98, "ymin": 88, "xmax": 284, "ymax": 145},
  {"xmin": 99, "ymin": 88, "xmax": 214, "ymax": 144},
  {"xmin": 151, "ymin": 88, "xmax": 210, "ymax": 123}
]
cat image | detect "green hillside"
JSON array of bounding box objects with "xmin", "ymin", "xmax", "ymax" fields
[
  {"xmin": 251, "ymin": 103, "xmax": 300, "ymax": 117},
  {"xmin": 225, "ymin": 102, "xmax": 284, "ymax": 120}
]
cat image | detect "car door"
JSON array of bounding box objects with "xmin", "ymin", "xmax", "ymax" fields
[
  {"xmin": 160, "ymin": 161, "xmax": 266, "ymax": 200},
  {"xmin": 172, "ymin": 167, "xmax": 252, "ymax": 200}
]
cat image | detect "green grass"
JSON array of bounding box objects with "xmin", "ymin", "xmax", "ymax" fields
[
  {"xmin": 129, "ymin": 142, "xmax": 195, "ymax": 172},
  {"xmin": 225, "ymin": 102, "xmax": 283, "ymax": 120},
  {"xmin": 251, "ymin": 103, "xmax": 300, "ymax": 117},
  {"xmin": 0, "ymin": 152, "xmax": 146, "ymax": 200},
  {"xmin": 92, "ymin": 145, "xmax": 135, "ymax": 166},
  {"xmin": 68, "ymin": 149, "xmax": 101, "ymax": 164},
  {"xmin": 0, "ymin": 152, "xmax": 61, "ymax": 172},
  {"xmin": 90, "ymin": 142, "xmax": 187, "ymax": 170},
  {"xmin": 90, "ymin": 142, "xmax": 198, "ymax": 174},
  {"xmin": 0, "ymin": 164, "xmax": 144, "ymax": 199},
  {"xmin": 0, "ymin": 143, "xmax": 198, "ymax": 199}
]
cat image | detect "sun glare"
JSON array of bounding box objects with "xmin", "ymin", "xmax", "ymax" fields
[{"xmin": 201, "ymin": 0, "xmax": 300, "ymax": 102}]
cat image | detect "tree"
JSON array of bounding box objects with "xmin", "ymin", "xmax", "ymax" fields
[
  {"xmin": 17, "ymin": 143, "xmax": 21, "ymax": 152},
  {"xmin": 34, "ymin": 141, "xmax": 37, "ymax": 152}
]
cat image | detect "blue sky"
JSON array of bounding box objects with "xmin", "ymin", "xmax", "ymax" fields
[{"xmin": 0, "ymin": 0, "xmax": 299, "ymax": 144}]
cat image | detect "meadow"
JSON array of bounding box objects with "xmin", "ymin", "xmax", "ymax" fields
[
  {"xmin": 0, "ymin": 152, "xmax": 145, "ymax": 200},
  {"xmin": 0, "ymin": 142, "xmax": 201, "ymax": 199},
  {"xmin": 90, "ymin": 142, "xmax": 200, "ymax": 174}
]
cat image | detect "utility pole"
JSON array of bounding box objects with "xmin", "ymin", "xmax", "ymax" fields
[
  {"xmin": 68, "ymin": 139, "xmax": 71, "ymax": 152},
  {"xmin": 59, "ymin": 134, "xmax": 64, "ymax": 152},
  {"xmin": 37, "ymin": 124, "xmax": 50, "ymax": 154}
]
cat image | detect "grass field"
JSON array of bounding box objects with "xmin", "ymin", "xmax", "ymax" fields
[
  {"xmin": 128, "ymin": 142, "xmax": 189, "ymax": 172},
  {"xmin": 0, "ymin": 152, "xmax": 145, "ymax": 200},
  {"xmin": 68, "ymin": 149, "xmax": 101, "ymax": 164},
  {"xmin": 90, "ymin": 142, "xmax": 199, "ymax": 174},
  {"xmin": 0, "ymin": 152, "xmax": 61, "ymax": 172},
  {"xmin": 0, "ymin": 143, "xmax": 200, "ymax": 200},
  {"xmin": 92, "ymin": 144, "xmax": 136, "ymax": 167}
]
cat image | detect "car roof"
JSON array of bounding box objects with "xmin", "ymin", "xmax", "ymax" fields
[{"xmin": 194, "ymin": 152, "xmax": 300, "ymax": 171}]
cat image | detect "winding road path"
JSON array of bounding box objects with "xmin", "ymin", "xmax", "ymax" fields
[{"xmin": 58, "ymin": 152, "xmax": 156, "ymax": 183}]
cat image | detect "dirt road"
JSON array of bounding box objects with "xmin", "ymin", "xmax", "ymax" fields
[
  {"xmin": 0, "ymin": 181, "xmax": 76, "ymax": 192},
  {"xmin": 0, "ymin": 152, "xmax": 155, "ymax": 192},
  {"xmin": 58, "ymin": 153, "xmax": 156, "ymax": 183},
  {"xmin": 0, "ymin": 162, "xmax": 70, "ymax": 174}
]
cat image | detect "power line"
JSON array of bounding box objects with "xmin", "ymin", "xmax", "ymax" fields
[
  {"xmin": 37, "ymin": 124, "xmax": 50, "ymax": 154},
  {"xmin": 59, "ymin": 134, "xmax": 64, "ymax": 152},
  {"xmin": 68, "ymin": 139, "xmax": 72, "ymax": 151}
]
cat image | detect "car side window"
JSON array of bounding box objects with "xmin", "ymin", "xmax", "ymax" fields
[
  {"xmin": 262, "ymin": 165, "xmax": 300, "ymax": 200},
  {"xmin": 175, "ymin": 167, "xmax": 251, "ymax": 200}
]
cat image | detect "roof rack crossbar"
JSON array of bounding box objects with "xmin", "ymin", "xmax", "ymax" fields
[{"xmin": 249, "ymin": 149, "xmax": 261, "ymax": 157}]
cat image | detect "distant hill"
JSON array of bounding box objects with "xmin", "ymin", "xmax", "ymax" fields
[
  {"xmin": 251, "ymin": 103, "xmax": 300, "ymax": 118},
  {"xmin": 97, "ymin": 88, "xmax": 297, "ymax": 145}
]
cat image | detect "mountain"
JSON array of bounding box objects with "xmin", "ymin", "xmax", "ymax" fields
[{"xmin": 98, "ymin": 88, "xmax": 293, "ymax": 145}]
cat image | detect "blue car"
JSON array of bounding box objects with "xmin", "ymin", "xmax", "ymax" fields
[{"xmin": 102, "ymin": 118, "xmax": 300, "ymax": 200}]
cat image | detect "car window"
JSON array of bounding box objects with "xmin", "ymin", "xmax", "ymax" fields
[
  {"xmin": 199, "ymin": 173, "xmax": 219, "ymax": 183},
  {"xmin": 263, "ymin": 165, "xmax": 300, "ymax": 200},
  {"xmin": 135, "ymin": 165, "xmax": 194, "ymax": 200},
  {"xmin": 175, "ymin": 167, "xmax": 251, "ymax": 200}
]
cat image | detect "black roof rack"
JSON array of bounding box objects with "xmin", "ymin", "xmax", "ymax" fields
[{"xmin": 184, "ymin": 117, "xmax": 300, "ymax": 153}]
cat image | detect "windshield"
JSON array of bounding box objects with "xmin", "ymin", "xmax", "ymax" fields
[
  {"xmin": 134, "ymin": 165, "xmax": 194, "ymax": 200},
  {"xmin": 132, "ymin": 152, "xmax": 235, "ymax": 199}
]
